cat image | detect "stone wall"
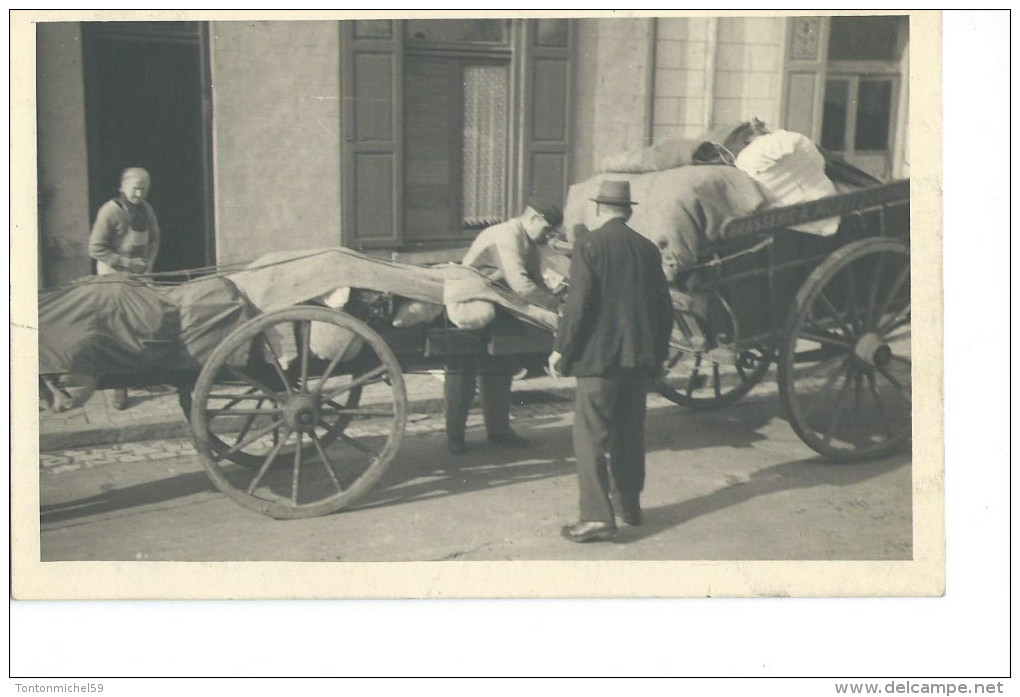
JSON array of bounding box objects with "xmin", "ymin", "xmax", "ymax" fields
[
  {"xmin": 209, "ymin": 20, "xmax": 343, "ymax": 265},
  {"xmin": 713, "ymin": 17, "xmax": 784, "ymax": 129},
  {"xmin": 653, "ymin": 16, "xmax": 785, "ymax": 140},
  {"xmin": 572, "ymin": 18, "xmax": 654, "ymax": 180},
  {"xmin": 653, "ymin": 17, "xmax": 711, "ymax": 140},
  {"xmin": 36, "ymin": 23, "xmax": 92, "ymax": 288}
]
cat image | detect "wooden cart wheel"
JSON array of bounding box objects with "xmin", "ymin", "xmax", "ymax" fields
[
  {"xmin": 201, "ymin": 381, "xmax": 363, "ymax": 469},
  {"xmin": 178, "ymin": 386, "xmax": 361, "ymax": 469},
  {"xmin": 191, "ymin": 306, "xmax": 408, "ymax": 519},
  {"xmin": 656, "ymin": 310, "xmax": 773, "ymax": 410},
  {"xmin": 778, "ymin": 237, "xmax": 910, "ymax": 461}
]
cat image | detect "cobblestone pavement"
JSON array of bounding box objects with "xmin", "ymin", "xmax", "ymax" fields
[
  {"xmin": 38, "ymin": 367, "xmax": 585, "ymax": 450},
  {"xmin": 39, "ymin": 371, "xmax": 453, "ymax": 442},
  {"xmin": 40, "ymin": 439, "xmax": 198, "ymax": 475},
  {"xmin": 38, "ymin": 386, "xmax": 699, "ymax": 475},
  {"xmin": 39, "ymin": 388, "xmax": 584, "ymax": 475}
]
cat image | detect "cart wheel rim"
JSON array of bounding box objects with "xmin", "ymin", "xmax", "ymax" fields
[
  {"xmin": 191, "ymin": 306, "xmax": 408, "ymax": 518},
  {"xmin": 778, "ymin": 238, "xmax": 910, "ymax": 461}
]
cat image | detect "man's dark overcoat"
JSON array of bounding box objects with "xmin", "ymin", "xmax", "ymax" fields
[{"xmin": 555, "ymin": 218, "xmax": 673, "ymax": 378}]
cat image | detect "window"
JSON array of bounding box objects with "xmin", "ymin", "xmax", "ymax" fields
[
  {"xmin": 827, "ymin": 16, "xmax": 902, "ymax": 61},
  {"xmin": 341, "ymin": 19, "xmax": 572, "ymax": 249},
  {"xmin": 405, "ymin": 19, "xmax": 509, "ymax": 45},
  {"xmin": 403, "ymin": 56, "xmax": 511, "ymax": 241},
  {"xmin": 782, "ymin": 16, "xmax": 908, "ymax": 179},
  {"xmin": 402, "ymin": 21, "xmax": 513, "ymax": 241},
  {"xmin": 822, "ymin": 15, "xmax": 905, "ymax": 158},
  {"xmin": 854, "ymin": 79, "xmax": 893, "ymax": 150},
  {"xmin": 462, "ymin": 65, "xmax": 509, "ymax": 228},
  {"xmin": 821, "ymin": 75, "xmax": 896, "ymax": 153},
  {"xmin": 821, "ymin": 78, "xmax": 849, "ymax": 151}
]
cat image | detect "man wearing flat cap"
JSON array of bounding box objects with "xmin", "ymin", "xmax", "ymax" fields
[
  {"xmin": 548, "ymin": 180, "xmax": 673, "ymax": 543},
  {"xmin": 445, "ymin": 198, "xmax": 563, "ymax": 455}
]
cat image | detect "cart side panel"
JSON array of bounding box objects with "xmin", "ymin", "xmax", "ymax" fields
[{"xmin": 700, "ymin": 182, "xmax": 910, "ymax": 344}]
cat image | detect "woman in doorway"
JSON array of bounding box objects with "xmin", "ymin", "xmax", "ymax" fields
[{"xmin": 88, "ymin": 167, "xmax": 161, "ymax": 410}]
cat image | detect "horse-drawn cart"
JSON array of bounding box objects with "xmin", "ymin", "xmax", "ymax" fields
[
  {"xmin": 657, "ymin": 179, "xmax": 911, "ymax": 462},
  {"xmin": 39, "ymin": 180, "xmax": 910, "ymax": 519}
]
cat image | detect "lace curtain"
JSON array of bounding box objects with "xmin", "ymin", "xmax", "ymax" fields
[{"xmin": 462, "ymin": 65, "xmax": 508, "ymax": 228}]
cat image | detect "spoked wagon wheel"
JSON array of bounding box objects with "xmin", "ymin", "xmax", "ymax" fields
[
  {"xmin": 778, "ymin": 238, "xmax": 910, "ymax": 461},
  {"xmin": 657, "ymin": 310, "xmax": 773, "ymax": 409},
  {"xmin": 202, "ymin": 380, "xmax": 363, "ymax": 469},
  {"xmin": 191, "ymin": 307, "xmax": 408, "ymax": 519}
]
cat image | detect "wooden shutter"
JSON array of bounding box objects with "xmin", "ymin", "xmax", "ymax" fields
[
  {"xmin": 781, "ymin": 17, "xmax": 830, "ymax": 140},
  {"xmin": 517, "ymin": 19, "xmax": 573, "ymax": 212},
  {"xmin": 340, "ymin": 20, "xmax": 403, "ymax": 247}
]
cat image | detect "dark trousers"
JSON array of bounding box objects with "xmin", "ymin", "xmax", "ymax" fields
[
  {"xmin": 444, "ymin": 353, "xmax": 516, "ymax": 442},
  {"xmin": 573, "ymin": 369, "xmax": 650, "ymax": 523}
]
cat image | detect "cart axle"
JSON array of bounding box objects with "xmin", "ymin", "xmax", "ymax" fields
[
  {"xmin": 283, "ymin": 394, "xmax": 320, "ymax": 432},
  {"xmin": 853, "ymin": 332, "xmax": 892, "ymax": 368}
]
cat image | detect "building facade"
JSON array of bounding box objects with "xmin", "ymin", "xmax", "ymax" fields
[{"xmin": 36, "ymin": 15, "xmax": 909, "ymax": 288}]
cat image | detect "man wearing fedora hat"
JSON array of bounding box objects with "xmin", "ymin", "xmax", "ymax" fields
[
  {"xmin": 444, "ymin": 198, "xmax": 564, "ymax": 455},
  {"xmin": 548, "ymin": 180, "xmax": 673, "ymax": 542}
]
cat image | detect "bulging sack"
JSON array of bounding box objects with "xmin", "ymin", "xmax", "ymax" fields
[
  {"xmin": 734, "ymin": 129, "xmax": 839, "ymax": 235},
  {"xmin": 597, "ymin": 138, "xmax": 700, "ymax": 174},
  {"xmin": 442, "ymin": 276, "xmax": 497, "ymax": 330},
  {"xmin": 310, "ymin": 322, "xmax": 364, "ymax": 363},
  {"xmin": 446, "ymin": 301, "xmax": 496, "ymax": 330},
  {"xmin": 392, "ymin": 299, "xmax": 444, "ymax": 328}
]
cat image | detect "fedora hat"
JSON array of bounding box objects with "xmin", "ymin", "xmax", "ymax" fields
[{"xmin": 590, "ymin": 179, "xmax": 638, "ymax": 206}]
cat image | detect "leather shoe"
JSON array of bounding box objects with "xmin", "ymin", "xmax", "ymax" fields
[
  {"xmin": 560, "ymin": 520, "xmax": 617, "ymax": 543},
  {"xmin": 447, "ymin": 439, "xmax": 467, "ymax": 455},
  {"xmin": 488, "ymin": 431, "xmax": 530, "ymax": 448}
]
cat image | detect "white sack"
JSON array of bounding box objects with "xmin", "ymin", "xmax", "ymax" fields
[{"xmin": 734, "ymin": 129, "xmax": 840, "ymax": 236}]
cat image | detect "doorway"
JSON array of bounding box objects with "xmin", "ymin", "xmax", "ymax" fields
[{"xmin": 83, "ymin": 22, "xmax": 214, "ymax": 273}]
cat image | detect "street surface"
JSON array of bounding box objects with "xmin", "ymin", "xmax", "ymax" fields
[{"xmin": 39, "ymin": 378, "xmax": 912, "ymax": 562}]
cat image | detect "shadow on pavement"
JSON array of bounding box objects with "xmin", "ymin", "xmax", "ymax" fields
[
  {"xmin": 40, "ymin": 391, "xmax": 880, "ymax": 527},
  {"xmin": 352, "ymin": 415, "xmax": 574, "ymax": 512},
  {"xmin": 353, "ymin": 396, "xmax": 780, "ymax": 513},
  {"xmin": 40, "ymin": 470, "xmax": 217, "ymax": 526},
  {"xmin": 619, "ymin": 452, "xmax": 911, "ymax": 548},
  {"xmin": 643, "ymin": 395, "xmax": 776, "ymax": 452}
]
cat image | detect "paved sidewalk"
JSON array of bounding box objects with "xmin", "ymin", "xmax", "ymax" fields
[
  {"xmin": 39, "ymin": 370, "xmax": 580, "ymax": 452},
  {"xmin": 39, "ymin": 391, "xmax": 583, "ymax": 475},
  {"xmin": 39, "ymin": 374, "xmax": 702, "ymax": 476}
]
